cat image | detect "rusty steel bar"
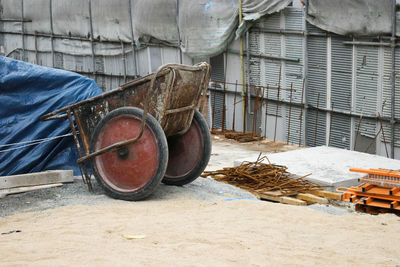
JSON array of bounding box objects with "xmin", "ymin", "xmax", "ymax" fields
[
  {"xmin": 298, "ymin": 79, "xmax": 305, "ymax": 146},
  {"xmin": 232, "ymin": 80, "xmax": 238, "ymax": 131},
  {"xmin": 328, "ymin": 102, "xmax": 334, "ymax": 147},
  {"xmin": 243, "ymin": 84, "xmax": 248, "ymax": 133},
  {"xmin": 252, "ymin": 87, "xmax": 259, "ymax": 135},
  {"xmin": 378, "ymin": 112, "xmax": 389, "ymax": 158},
  {"xmin": 273, "ymin": 66, "xmax": 282, "ymax": 142},
  {"xmin": 264, "ymin": 85, "xmax": 269, "ymax": 138},
  {"xmin": 287, "ymin": 83, "xmax": 293, "ymax": 144},
  {"xmin": 353, "ymin": 109, "xmax": 364, "ymax": 151},
  {"xmin": 222, "ymin": 81, "xmax": 226, "ymax": 132},
  {"xmin": 202, "ymin": 154, "xmax": 319, "ymax": 196},
  {"xmin": 212, "ymin": 83, "xmax": 217, "ymax": 130},
  {"xmin": 313, "ymin": 92, "xmax": 320, "ymax": 147},
  {"xmin": 67, "ymin": 109, "xmax": 93, "ymax": 192},
  {"xmin": 211, "ymin": 80, "xmax": 295, "ymax": 92}
]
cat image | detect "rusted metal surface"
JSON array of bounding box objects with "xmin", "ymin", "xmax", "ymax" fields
[
  {"xmin": 201, "ymin": 154, "xmax": 321, "ymax": 196},
  {"xmin": 41, "ymin": 63, "xmax": 210, "ymax": 189}
]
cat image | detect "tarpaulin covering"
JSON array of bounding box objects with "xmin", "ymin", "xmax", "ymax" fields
[
  {"xmin": 307, "ymin": 0, "xmax": 396, "ymax": 36},
  {"xmin": 0, "ymin": 56, "xmax": 102, "ymax": 176},
  {"xmin": 0, "ymin": 0, "xmax": 291, "ymax": 58}
]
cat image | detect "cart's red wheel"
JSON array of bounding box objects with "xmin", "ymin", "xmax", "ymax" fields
[
  {"xmin": 90, "ymin": 107, "xmax": 168, "ymax": 200},
  {"xmin": 162, "ymin": 110, "xmax": 211, "ymax": 186}
]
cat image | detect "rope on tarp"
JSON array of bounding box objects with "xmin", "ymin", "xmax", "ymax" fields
[{"xmin": 0, "ymin": 133, "xmax": 74, "ymax": 153}]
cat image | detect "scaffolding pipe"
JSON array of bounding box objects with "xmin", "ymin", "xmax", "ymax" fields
[
  {"xmin": 246, "ymin": 31, "xmax": 252, "ymax": 116},
  {"xmin": 227, "ymin": 49, "xmax": 300, "ymax": 62},
  {"xmin": 49, "ymin": 0, "xmax": 55, "ymax": 67},
  {"xmin": 128, "ymin": 0, "xmax": 138, "ymax": 76},
  {"xmin": 88, "ymin": 0, "xmax": 96, "ymax": 79},
  {"xmin": 343, "ymin": 41, "xmax": 399, "ymax": 47},
  {"xmin": 391, "ymin": 0, "xmax": 396, "ymax": 158},
  {"xmin": 176, "ymin": 0, "xmax": 182, "ymax": 64}
]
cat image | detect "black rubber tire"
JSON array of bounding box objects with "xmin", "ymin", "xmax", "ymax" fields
[
  {"xmin": 162, "ymin": 110, "xmax": 211, "ymax": 186},
  {"xmin": 90, "ymin": 107, "xmax": 168, "ymax": 201}
]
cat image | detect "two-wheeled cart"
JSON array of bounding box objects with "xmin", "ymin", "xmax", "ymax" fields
[{"xmin": 41, "ymin": 63, "xmax": 211, "ymax": 200}]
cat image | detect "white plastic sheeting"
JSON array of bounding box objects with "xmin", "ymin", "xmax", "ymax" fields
[
  {"xmin": 0, "ymin": 0, "xmax": 290, "ymax": 57},
  {"xmin": 307, "ymin": 0, "xmax": 397, "ymax": 37}
]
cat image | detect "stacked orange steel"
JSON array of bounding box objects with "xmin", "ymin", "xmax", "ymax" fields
[{"xmin": 339, "ymin": 168, "xmax": 400, "ymax": 214}]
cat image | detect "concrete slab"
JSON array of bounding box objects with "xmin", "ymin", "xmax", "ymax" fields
[{"xmin": 234, "ymin": 146, "xmax": 400, "ymax": 189}]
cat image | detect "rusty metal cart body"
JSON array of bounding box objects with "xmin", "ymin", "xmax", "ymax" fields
[{"xmin": 42, "ymin": 63, "xmax": 211, "ymax": 200}]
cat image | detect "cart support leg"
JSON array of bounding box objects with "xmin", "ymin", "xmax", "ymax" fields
[{"xmin": 67, "ymin": 109, "xmax": 93, "ymax": 192}]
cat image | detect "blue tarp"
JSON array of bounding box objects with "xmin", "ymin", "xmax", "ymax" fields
[{"xmin": 0, "ymin": 56, "xmax": 102, "ymax": 176}]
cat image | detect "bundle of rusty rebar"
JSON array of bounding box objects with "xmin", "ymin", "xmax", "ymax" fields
[
  {"xmin": 201, "ymin": 155, "xmax": 322, "ymax": 196},
  {"xmin": 224, "ymin": 132, "xmax": 263, "ymax": 143}
]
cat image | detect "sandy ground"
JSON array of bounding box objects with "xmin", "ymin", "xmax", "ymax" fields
[{"xmin": 1, "ymin": 136, "xmax": 399, "ymax": 266}]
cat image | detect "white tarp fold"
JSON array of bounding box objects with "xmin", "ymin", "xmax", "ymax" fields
[
  {"xmin": 0, "ymin": 0, "xmax": 291, "ymax": 57},
  {"xmin": 306, "ymin": 0, "xmax": 396, "ymax": 36}
]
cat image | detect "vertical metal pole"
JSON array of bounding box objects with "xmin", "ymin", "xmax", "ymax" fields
[
  {"xmin": 246, "ymin": 31, "xmax": 251, "ymax": 114},
  {"xmin": 222, "ymin": 81, "xmax": 226, "ymax": 132},
  {"xmin": 232, "ymin": 80, "xmax": 238, "ymax": 132},
  {"xmin": 88, "ymin": 0, "xmax": 96, "ymax": 81},
  {"xmin": 121, "ymin": 39, "xmax": 127, "ymax": 83},
  {"xmin": 212, "ymin": 83, "xmax": 217, "ymax": 130},
  {"xmin": 390, "ymin": 0, "xmax": 396, "ymax": 158},
  {"xmin": 313, "ymin": 92, "xmax": 320, "ymax": 147},
  {"xmin": 273, "ymin": 66, "xmax": 282, "ymax": 142},
  {"xmin": 239, "ymin": 0, "xmax": 245, "ymax": 133},
  {"xmin": 244, "ymin": 84, "xmax": 248, "ymax": 133},
  {"xmin": 34, "ymin": 31, "xmax": 38, "ymax": 64},
  {"xmin": 287, "ymin": 83, "xmax": 293, "ymax": 144},
  {"xmin": 176, "ymin": 0, "xmax": 182, "ymax": 64},
  {"xmin": 264, "ymin": 85, "xmax": 269, "ymax": 138},
  {"xmin": 128, "ymin": 0, "xmax": 138, "ymax": 76},
  {"xmin": 328, "ymin": 103, "xmax": 334, "ymax": 146},
  {"xmin": 49, "ymin": 0, "xmax": 55, "ymax": 67},
  {"xmin": 298, "ymin": 78, "xmax": 305, "ymax": 146},
  {"xmin": 21, "ymin": 0, "xmax": 26, "ymax": 61}
]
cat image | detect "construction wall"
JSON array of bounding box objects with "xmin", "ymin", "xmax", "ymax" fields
[
  {"xmin": 2, "ymin": 2, "xmax": 400, "ymax": 159},
  {"xmin": 210, "ymin": 6, "xmax": 400, "ymax": 159}
]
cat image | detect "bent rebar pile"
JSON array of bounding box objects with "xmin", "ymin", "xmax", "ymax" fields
[{"xmin": 201, "ymin": 155, "xmax": 322, "ymax": 196}]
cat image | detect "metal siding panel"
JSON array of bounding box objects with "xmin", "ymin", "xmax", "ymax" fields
[
  {"xmin": 263, "ymin": 33, "xmax": 281, "ymax": 56},
  {"xmin": 257, "ymin": 12, "xmax": 281, "ymax": 30},
  {"xmin": 331, "ymin": 37, "xmax": 352, "ymax": 111},
  {"xmin": 354, "ymin": 45, "xmax": 378, "ymax": 138},
  {"xmin": 210, "ymin": 90, "xmax": 225, "ymax": 130},
  {"xmin": 306, "ymin": 36, "xmax": 327, "ymax": 109},
  {"xmin": 381, "ymin": 47, "xmax": 400, "ymax": 146},
  {"xmin": 306, "ymin": 22, "xmax": 325, "ymax": 34},
  {"xmin": 330, "ymin": 113, "xmax": 351, "ymax": 149},
  {"xmin": 284, "ymin": 8, "xmax": 304, "ymax": 31},
  {"xmin": 210, "ymin": 53, "xmax": 224, "ymax": 82},
  {"xmin": 306, "ymin": 110, "xmax": 327, "ymax": 146},
  {"xmin": 285, "ymin": 106, "xmax": 302, "ymax": 145}
]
